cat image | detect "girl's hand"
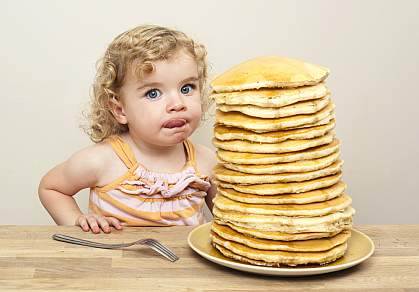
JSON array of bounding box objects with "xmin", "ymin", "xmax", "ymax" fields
[{"xmin": 75, "ymin": 213, "xmax": 123, "ymax": 233}]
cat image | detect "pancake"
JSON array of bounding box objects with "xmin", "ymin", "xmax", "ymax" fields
[
  {"xmin": 214, "ymin": 194, "xmax": 352, "ymax": 217},
  {"xmin": 211, "ymin": 234, "xmax": 347, "ymax": 266},
  {"xmin": 214, "ymin": 219, "xmax": 342, "ymax": 241},
  {"xmin": 210, "ymin": 56, "xmax": 330, "ymax": 92},
  {"xmin": 217, "ymin": 181, "xmax": 346, "ymax": 204},
  {"xmin": 213, "ymin": 131, "xmax": 335, "ymax": 154},
  {"xmin": 217, "ymin": 95, "xmax": 330, "ymax": 118},
  {"xmin": 213, "ymin": 206, "xmax": 355, "ymax": 233},
  {"xmin": 215, "ymin": 102, "xmax": 335, "ymax": 132},
  {"xmin": 221, "ymin": 150, "xmax": 340, "ymax": 174},
  {"xmin": 217, "ymin": 172, "xmax": 342, "ymax": 195},
  {"xmin": 213, "ymin": 160, "xmax": 343, "ymax": 184},
  {"xmin": 211, "ymin": 84, "xmax": 329, "ymax": 109},
  {"xmin": 214, "ymin": 119, "xmax": 335, "ymax": 143},
  {"xmin": 218, "ymin": 217, "xmax": 353, "ymax": 234},
  {"xmin": 217, "ymin": 139, "xmax": 340, "ymax": 164},
  {"xmin": 284, "ymin": 113, "xmax": 335, "ymax": 130},
  {"xmin": 211, "ymin": 222, "xmax": 351, "ymax": 252}
]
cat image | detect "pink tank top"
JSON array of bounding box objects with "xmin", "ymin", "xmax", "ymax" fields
[{"xmin": 89, "ymin": 135, "xmax": 211, "ymax": 226}]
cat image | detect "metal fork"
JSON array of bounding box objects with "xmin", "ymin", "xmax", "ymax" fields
[{"xmin": 52, "ymin": 234, "xmax": 179, "ymax": 262}]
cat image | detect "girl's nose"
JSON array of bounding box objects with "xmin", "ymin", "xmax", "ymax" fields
[{"xmin": 166, "ymin": 93, "xmax": 187, "ymax": 112}]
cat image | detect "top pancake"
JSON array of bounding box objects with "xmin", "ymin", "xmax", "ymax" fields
[{"xmin": 210, "ymin": 56, "xmax": 330, "ymax": 92}]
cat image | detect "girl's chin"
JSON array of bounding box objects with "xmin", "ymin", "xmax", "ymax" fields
[
  {"xmin": 153, "ymin": 130, "xmax": 190, "ymax": 146},
  {"xmin": 169, "ymin": 132, "xmax": 189, "ymax": 143}
]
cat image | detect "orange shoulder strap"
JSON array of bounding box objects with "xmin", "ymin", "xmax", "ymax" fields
[
  {"xmin": 184, "ymin": 139, "xmax": 200, "ymax": 174},
  {"xmin": 107, "ymin": 135, "xmax": 137, "ymax": 169}
]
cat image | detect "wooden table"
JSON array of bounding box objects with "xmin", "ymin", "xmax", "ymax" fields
[{"xmin": 0, "ymin": 225, "xmax": 418, "ymax": 291}]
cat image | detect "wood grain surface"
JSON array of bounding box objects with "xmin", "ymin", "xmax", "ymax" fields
[{"xmin": 0, "ymin": 225, "xmax": 418, "ymax": 291}]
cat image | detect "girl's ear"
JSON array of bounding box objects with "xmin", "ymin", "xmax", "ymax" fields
[{"xmin": 108, "ymin": 97, "xmax": 128, "ymax": 125}]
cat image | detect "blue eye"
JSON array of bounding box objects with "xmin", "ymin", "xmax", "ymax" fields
[
  {"xmin": 145, "ymin": 89, "xmax": 161, "ymax": 100},
  {"xmin": 181, "ymin": 84, "xmax": 195, "ymax": 95}
]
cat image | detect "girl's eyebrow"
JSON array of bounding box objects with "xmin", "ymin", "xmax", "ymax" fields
[
  {"xmin": 136, "ymin": 82, "xmax": 162, "ymax": 91},
  {"xmin": 181, "ymin": 76, "xmax": 199, "ymax": 83}
]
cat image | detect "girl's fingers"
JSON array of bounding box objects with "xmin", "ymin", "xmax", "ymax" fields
[
  {"xmin": 106, "ymin": 217, "xmax": 123, "ymax": 230},
  {"xmin": 96, "ymin": 216, "xmax": 111, "ymax": 233},
  {"xmin": 76, "ymin": 214, "xmax": 123, "ymax": 233},
  {"xmin": 77, "ymin": 217, "xmax": 90, "ymax": 232},
  {"xmin": 86, "ymin": 216, "xmax": 100, "ymax": 233}
]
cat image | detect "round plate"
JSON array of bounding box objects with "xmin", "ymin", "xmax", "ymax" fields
[{"xmin": 188, "ymin": 222, "xmax": 374, "ymax": 276}]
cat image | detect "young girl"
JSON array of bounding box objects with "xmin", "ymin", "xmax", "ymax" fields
[{"xmin": 38, "ymin": 25, "xmax": 217, "ymax": 233}]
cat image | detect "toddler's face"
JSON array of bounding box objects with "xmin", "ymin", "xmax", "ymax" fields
[{"xmin": 118, "ymin": 49, "xmax": 202, "ymax": 146}]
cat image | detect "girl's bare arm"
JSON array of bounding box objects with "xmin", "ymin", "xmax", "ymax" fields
[{"xmin": 38, "ymin": 146, "xmax": 122, "ymax": 232}]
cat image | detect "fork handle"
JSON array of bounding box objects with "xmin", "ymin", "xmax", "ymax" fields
[{"xmin": 52, "ymin": 234, "xmax": 126, "ymax": 249}]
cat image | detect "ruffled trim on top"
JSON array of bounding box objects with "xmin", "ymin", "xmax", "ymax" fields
[{"xmin": 117, "ymin": 166, "xmax": 211, "ymax": 198}]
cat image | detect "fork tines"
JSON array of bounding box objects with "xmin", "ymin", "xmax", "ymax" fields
[{"xmin": 144, "ymin": 239, "xmax": 179, "ymax": 262}]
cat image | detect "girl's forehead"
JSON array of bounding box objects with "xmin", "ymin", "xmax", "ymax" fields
[
  {"xmin": 133, "ymin": 49, "xmax": 196, "ymax": 68},
  {"xmin": 129, "ymin": 52, "xmax": 198, "ymax": 83}
]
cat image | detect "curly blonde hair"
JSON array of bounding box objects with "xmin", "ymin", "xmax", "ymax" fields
[{"xmin": 83, "ymin": 25, "xmax": 209, "ymax": 143}]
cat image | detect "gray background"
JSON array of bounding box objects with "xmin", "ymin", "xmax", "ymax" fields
[{"xmin": 1, "ymin": 0, "xmax": 418, "ymax": 225}]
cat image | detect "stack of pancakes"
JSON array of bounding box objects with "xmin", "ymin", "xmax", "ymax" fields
[{"xmin": 209, "ymin": 56, "xmax": 355, "ymax": 267}]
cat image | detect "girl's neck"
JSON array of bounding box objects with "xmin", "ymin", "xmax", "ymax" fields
[{"xmin": 122, "ymin": 133, "xmax": 185, "ymax": 161}]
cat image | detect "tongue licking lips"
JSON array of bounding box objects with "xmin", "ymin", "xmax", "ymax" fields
[{"xmin": 164, "ymin": 119, "xmax": 186, "ymax": 128}]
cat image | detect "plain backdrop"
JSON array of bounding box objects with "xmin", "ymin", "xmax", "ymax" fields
[{"xmin": 1, "ymin": 0, "xmax": 418, "ymax": 225}]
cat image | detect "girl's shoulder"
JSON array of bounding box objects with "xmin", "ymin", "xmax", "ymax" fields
[
  {"xmin": 192, "ymin": 143, "xmax": 216, "ymax": 177},
  {"xmin": 72, "ymin": 140, "xmax": 114, "ymax": 162},
  {"xmin": 66, "ymin": 140, "xmax": 119, "ymax": 179}
]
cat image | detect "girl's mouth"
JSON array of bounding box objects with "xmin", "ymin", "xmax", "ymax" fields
[{"xmin": 162, "ymin": 119, "xmax": 187, "ymax": 129}]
